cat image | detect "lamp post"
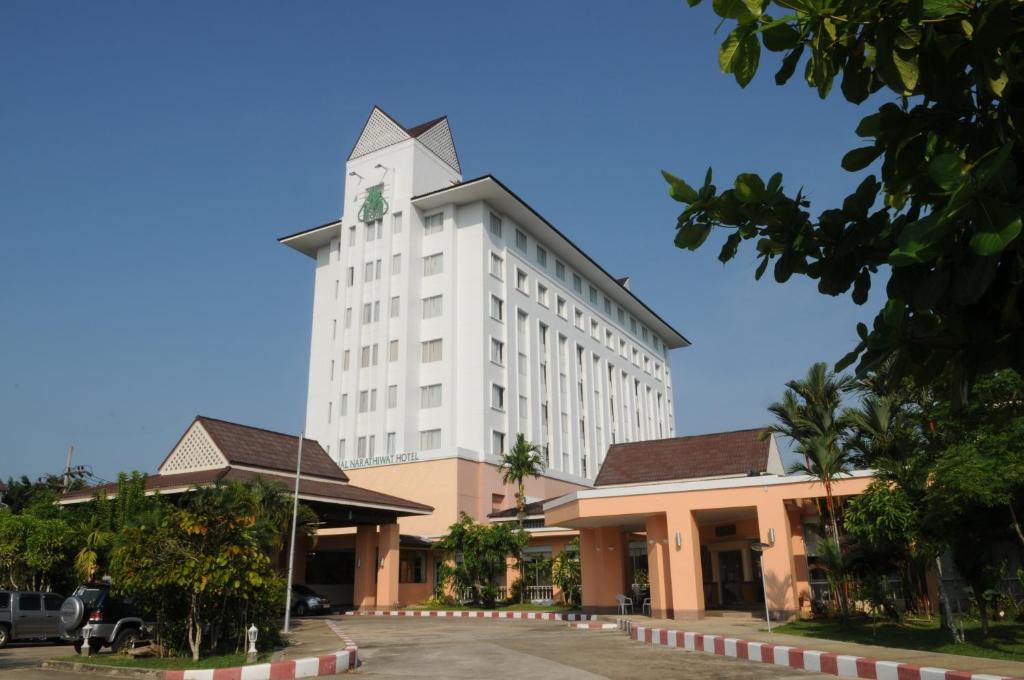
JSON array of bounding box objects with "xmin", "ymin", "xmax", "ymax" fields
[
  {"xmin": 80, "ymin": 625, "xmax": 92, "ymax": 656},
  {"xmin": 283, "ymin": 432, "xmax": 304, "ymax": 634},
  {"xmin": 246, "ymin": 624, "xmax": 258, "ymax": 662}
]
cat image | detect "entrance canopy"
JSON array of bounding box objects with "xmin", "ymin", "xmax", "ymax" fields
[
  {"xmin": 59, "ymin": 416, "xmax": 432, "ymax": 527},
  {"xmin": 541, "ymin": 428, "xmax": 874, "ymax": 621}
]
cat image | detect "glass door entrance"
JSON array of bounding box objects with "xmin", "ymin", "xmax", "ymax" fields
[{"xmin": 719, "ymin": 549, "xmax": 744, "ymax": 605}]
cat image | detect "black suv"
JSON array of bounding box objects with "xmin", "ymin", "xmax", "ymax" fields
[{"xmin": 59, "ymin": 583, "xmax": 150, "ymax": 653}]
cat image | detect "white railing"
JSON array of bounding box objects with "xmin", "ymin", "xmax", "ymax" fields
[
  {"xmin": 809, "ymin": 580, "xmax": 833, "ymax": 603},
  {"xmin": 527, "ymin": 585, "xmax": 554, "ymax": 602},
  {"xmin": 456, "ymin": 585, "xmax": 508, "ymax": 602}
]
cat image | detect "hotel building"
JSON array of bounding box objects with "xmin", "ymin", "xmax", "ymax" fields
[
  {"xmin": 280, "ymin": 107, "xmax": 689, "ymax": 537},
  {"xmin": 58, "ymin": 107, "xmax": 884, "ymax": 618}
]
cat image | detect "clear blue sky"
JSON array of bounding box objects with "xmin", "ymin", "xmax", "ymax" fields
[{"xmin": 0, "ymin": 1, "xmax": 882, "ymax": 483}]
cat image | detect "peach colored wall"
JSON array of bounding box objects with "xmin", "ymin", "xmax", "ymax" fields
[
  {"xmin": 399, "ymin": 581, "xmax": 433, "ymax": 605},
  {"xmin": 343, "ymin": 457, "xmax": 584, "ymax": 536},
  {"xmin": 344, "ymin": 458, "xmax": 461, "ymax": 536},
  {"xmin": 547, "ymin": 475, "xmax": 872, "ymax": 621}
]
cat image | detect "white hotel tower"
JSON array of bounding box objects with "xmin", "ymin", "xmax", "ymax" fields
[{"xmin": 281, "ymin": 107, "xmax": 689, "ymax": 534}]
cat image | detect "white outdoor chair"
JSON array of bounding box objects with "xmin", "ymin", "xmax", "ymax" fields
[
  {"xmin": 642, "ymin": 597, "xmax": 652, "ymax": 616},
  {"xmin": 615, "ymin": 594, "xmax": 634, "ymax": 615}
]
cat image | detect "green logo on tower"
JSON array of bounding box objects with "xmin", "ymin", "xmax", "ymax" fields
[{"xmin": 358, "ymin": 185, "xmax": 389, "ymax": 222}]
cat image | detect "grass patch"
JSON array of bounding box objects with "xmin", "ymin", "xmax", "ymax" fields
[
  {"xmin": 776, "ymin": 617, "xmax": 1024, "ymax": 662},
  {"xmin": 55, "ymin": 651, "xmax": 273, "ymax": 670}
]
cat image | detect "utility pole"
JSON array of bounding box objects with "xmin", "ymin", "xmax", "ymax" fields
[
  {"xmin": 282, "ymin": 433, "xmax": 304, "ymax": 634},
  {"xmin": 62, "ymin": 445, "xmax": 75, "ymax": 492}
]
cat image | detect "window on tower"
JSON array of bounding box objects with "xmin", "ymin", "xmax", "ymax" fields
[
  {"xmin": 424, "ymin": 213, "xmax": 443, "ymax": 235},
  {"xmin": 423, "ymin": 253, "xmax": 443, "ymax": 277}
]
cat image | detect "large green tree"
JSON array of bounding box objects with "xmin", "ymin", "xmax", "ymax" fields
[
  {"xmin": 666, "ymin": 0, "xmax": 1024, "ymax": 405},
  {"xmin": 110, "ymin": 481, "xmax": 291, "ymax": 661},
  {"xmin": 0, "ymin": 512, "xmax": 76, "ymax": 592},
  {"xmin": 73, "ymin": 471, "xmax": 162, "ymax": 582},
  {"xmin": 841, "ymin": 367, "xmax": 1024, "ymax": 639},
  {"xmin": 435, "ymin": 513, "xmax": 527, "ymax": 609}
]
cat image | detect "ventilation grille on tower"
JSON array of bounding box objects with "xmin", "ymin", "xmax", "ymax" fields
[
  {"xmin": 415, "ymin": 118, "xmax": 461, "ymax": 172},
  {"xmin": 349, "ymin": 109, "xmax": 410, "ymax": 160}
]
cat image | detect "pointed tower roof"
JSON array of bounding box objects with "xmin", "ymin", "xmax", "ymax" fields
[{"xmin": 347, "ymin": 106, "xmax": 460, "ymax": 173}]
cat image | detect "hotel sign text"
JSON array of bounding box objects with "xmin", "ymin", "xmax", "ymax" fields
[{"xmin": 340, "ymin": 452, "xmax": 419, "ymax": 469}]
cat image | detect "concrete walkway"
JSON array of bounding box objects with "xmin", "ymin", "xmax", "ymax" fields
[
  {"xmin": 336, "ymin": 615, "xmax": 826, "ymax": 678},
  {"xmin": 610, "ymin": 615, "xmax": 1024, "ymax": 678},
  {"xmin": 278, "ymin": 617, "xmax": 353, "ymax": 660}
]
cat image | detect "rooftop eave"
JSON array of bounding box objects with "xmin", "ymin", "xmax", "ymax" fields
[
  {"xmin": 412, "ymin": 176, "xmax": 690, "ymax": 349},
  {"xmin": 543, "ymin": 469, "xmax": 877, "ymax": 512},
  {"xmin": 278, "ymin": 219, "xmax": 343, "ymax": 259}
]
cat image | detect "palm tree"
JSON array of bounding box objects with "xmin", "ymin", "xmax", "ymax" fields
[
  {"xmin": 767, "ymin": 362, "xmax": 855, "ymax": 539},
  {"xmin": 786, "ymin": 434, "xmax": 853, "ymax": 541},
  {"xmin": 843, "ymin": 395, "xmax": 898, "ymax": 468},
  {"xmin": 497, "ymin": 434, "xmax": 545, "ymax": 602}
]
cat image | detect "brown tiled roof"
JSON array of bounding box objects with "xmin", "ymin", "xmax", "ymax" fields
[
  {"xmin": 405, "ymin": 115, "xmax": 446, "ymax": 138},
  {"xmin": 60, "ymin": 469, "xmax": 225, "ymax": 501},
  {"xmin": 193, "ymin": 416, "xmax": 348, "ymax": 482},
  {"xmin": 59, "ymin": 466, "xmax": 432, "ymax": 514},
  {"xmin": 594, "ymin": 428, "xmax": 772, "ymax": 487}
]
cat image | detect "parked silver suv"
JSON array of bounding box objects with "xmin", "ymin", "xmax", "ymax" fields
[{"xmin": 0, "ymin": 590, "xmax": 66, "ymax": 647}]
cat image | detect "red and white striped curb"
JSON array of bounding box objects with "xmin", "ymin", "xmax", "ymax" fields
[
  {"xmin": 569, "ymin": 621, "xmax": 619, "ymax": 630},
  {"xmin": 163, "ymin": 620, "xmax": 358, "ymax": 680},
  {"xmin": 343, "ymin": 609, "xmax": 594, "ymax": 621},
  {"xmin": 622, "ymin": 620, "xmax": 1024, "ymax": 680}
]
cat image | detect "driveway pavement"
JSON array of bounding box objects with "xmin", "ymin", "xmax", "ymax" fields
[
  {"xmin": 337, "ymin": 616, "xmax": 831, "ymax": 679},
  {"xmin": 0, "ymin": 641, "xmax": 84, "ymax": 679}
]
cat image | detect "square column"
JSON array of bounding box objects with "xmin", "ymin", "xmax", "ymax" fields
[
  {"xmin": 376, "ymin": 522, "xmax": 401, "ymax": 610},
  {"xmin": 353, "ymin": 525, "xmax": 378, "ymax": 610},
  {"xmin": 756, "ymin": 498, "xmax": 798, "ymax": 620},
  {"xmin": 789, "ymin": 506, "xmax": 812, "ymax": 617},
  {"xmin": 579, "ymin": 527, "xmax": 603, "ymax": 611},
  {"xmin": 579, "ymin": 526, "xmax": 628, "ymax": 614},
  {"xmin": 665, "ymin": 509, "xmax": 704, "ymax": 620},
  {"xmin": 603, "ymin": 526, "xmax": 628, "ymax": 608},
  {"xmin": 644, "ymin": 514, "xmax": 673, "ymax": 618}
]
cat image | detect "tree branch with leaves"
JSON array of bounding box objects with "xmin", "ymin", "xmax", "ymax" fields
[{"xmin": 667, "ymin": 0, "xmax": 1023, "ymax": 407}]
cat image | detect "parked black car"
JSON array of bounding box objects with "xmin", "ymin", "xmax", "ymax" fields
[
  {"xmin": 0, "ymin": 591, "xmax": 65, "ymax": 647},
  {"xmin": 290, "ymin": 584, "xmax": 331, "ymax": 616},
  {"xmin": 59, "ymin": 583, "xmax": 150, "ymax": 653}
]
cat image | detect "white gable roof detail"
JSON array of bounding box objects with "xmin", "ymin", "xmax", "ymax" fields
[
  {"xmin": 159, "ymin": 421, "xmax": 227, "ymax": 474},
  {"xmin": 415, "ymin": 118, "xmax": 460, "ymax": 172},
  {"xmin": 349, "ymin": 107, "xmax": 411, "ymax": 160}
]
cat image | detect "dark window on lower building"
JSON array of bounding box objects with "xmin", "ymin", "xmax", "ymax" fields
[
  {"xmin": 305, "ymin": 550, "xmax": 355, "ymax": 585},
  {"xmin": 400, "ymin": 550, "xmax": 426, "ymax": 583}
]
